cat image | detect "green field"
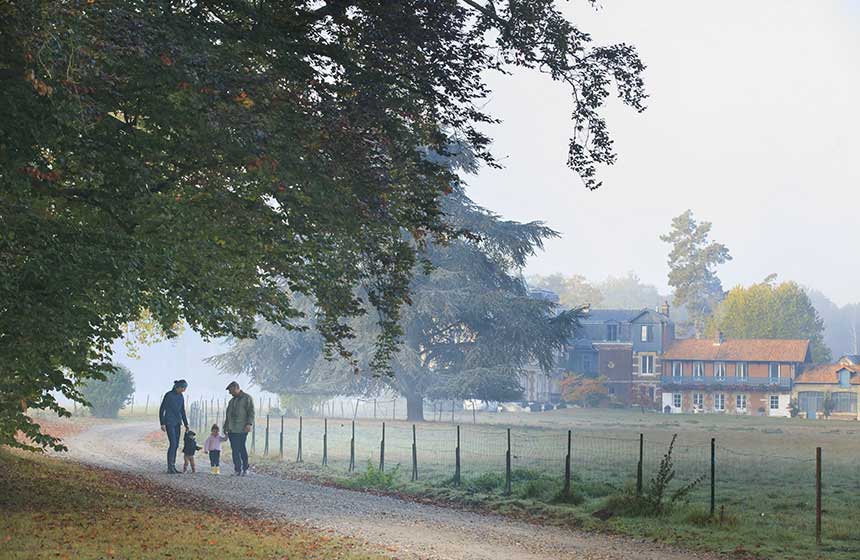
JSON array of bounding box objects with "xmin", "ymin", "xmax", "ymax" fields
[{"xmin": 238, "ymin": 407, "xmax": 860, "ymax": 560}]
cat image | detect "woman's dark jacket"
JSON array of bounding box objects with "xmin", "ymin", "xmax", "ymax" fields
[{"xmin": 159, "ymin": 390, "xmax": 188, "ymax": 427}]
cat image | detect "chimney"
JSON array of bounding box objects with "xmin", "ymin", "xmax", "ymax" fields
[
  {"xmin": 714, "ymin": 330, "xmax": 725, "ymax": 345},
  {"xmin": 660, "ymin": 301, "xmax": 670, "ymax": 318}
]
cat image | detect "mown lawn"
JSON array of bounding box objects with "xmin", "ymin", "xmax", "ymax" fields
[{"xmin": 0, "ymin": 449, "xmax": 382, "ymax": 560}]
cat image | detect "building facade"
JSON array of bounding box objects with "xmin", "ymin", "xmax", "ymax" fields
[
  {"xmin": 566, "ymin": 304, "xmax": 673, "ymax": 405},
  {"xmin": 793, "ymin": 362, "xmax": 860, "ymax": 420},
  {"xmin": 660, "ymin": 336, "xmax": 812, "ymax": 416}
]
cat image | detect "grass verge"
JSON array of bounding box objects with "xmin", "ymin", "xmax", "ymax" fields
[
  {"xmin": 0, "ymin": 449, "xmax": 382, "ymax": 560},
  {"xmin": 254, "ymin": 457, "xmax": 857, "ymax": 560}
]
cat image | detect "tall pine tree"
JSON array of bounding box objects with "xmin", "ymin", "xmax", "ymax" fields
[{"xmin": 660, "ymin": 210, "xmax": 731, "ymax": 336}]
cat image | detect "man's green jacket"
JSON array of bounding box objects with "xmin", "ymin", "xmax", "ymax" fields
[{"xmin": 223, "ymin": 391, "xmax": 254, "ymax": 433}]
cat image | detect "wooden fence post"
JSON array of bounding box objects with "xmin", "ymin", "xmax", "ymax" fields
[
  {"xmin": 816, "ymin": 447, "xmax": 822, "ymax": 546},
  {"xmin": 251, "ymin": 412, "xmax": 256, "ymax": 455},
  {"xmin": 454, "ymin": 425, "xmax": 461, "ymax": 486},
  {"xmin": 379, "ymin": 422, "xmax": 385, "ymax": 473},
  {"xmin": 349, "ymin": 420, "xmax": 355, "ymax": 472},
  {"xmin": 322, "ymin": 418, "xmax": 328, "ymax": 466},
  {"xmin": 710, "ymin": 438, "xmax": 716, "ymax": 516},
  {"xmin": 636, "ymin": 433, "xmax": 644, "ymax": 496},
  {"xmin": 411, "ymin": 424, "xmax": 418, "ymax": 481},
  {"xmin": 279, "ymin": 415, "xmax": 284, "ymax": 459},
  {"xmin": 296, "ymin": 416, "xmax": 303, "ymax": 462},
  {"xmin": 264, "ymin": 414, "xmax": 270, "ymax": 456},
  {"xmin": 504, "ymin": 428, "xmax": 512, "ymax": 495},
  {"xmin": 564, "ymin": 429, "xmax": 571, "ymax": 495}
]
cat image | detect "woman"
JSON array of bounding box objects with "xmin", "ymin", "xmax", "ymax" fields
[{"xmin": 159, "ymin": 379, "xmax": 189, "ymax": 474}]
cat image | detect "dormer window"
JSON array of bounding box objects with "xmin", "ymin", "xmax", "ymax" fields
[
  {"xmin": 607, "ymin": 324, "xmax": 618, "ymax": 341},
  {"xmin": 641, "ymin": 325, "xmax": 654, "ymax": 342},
  {"xmin": 839, "ymin": 369, "xmax": 851, "ymax": 388}
]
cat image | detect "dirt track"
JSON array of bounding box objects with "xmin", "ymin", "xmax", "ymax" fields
[{"xmin": 64, "ymin": 421, "xmax": 719, "ymax": 560}]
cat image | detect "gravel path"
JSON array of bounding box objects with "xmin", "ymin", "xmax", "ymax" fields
[{"xmin": 64, "ymin": 421, "xmax": 720, "ymax": 560}]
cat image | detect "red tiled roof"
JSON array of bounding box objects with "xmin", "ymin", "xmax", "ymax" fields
[
  {"xmin": 661, "ymin": 338, "xmax": 810, "ymax": 363},
  {"xmin": 795, "ymin": 363, "xmax": 860, "ymax": 385}
]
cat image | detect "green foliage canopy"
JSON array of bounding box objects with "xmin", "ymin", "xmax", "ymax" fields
[
  {"xmin": 0, "ymin": 1, "xmax": 644, "ymax": 448},
  {"xmin": 211, "ymin": 180, "xmax": 582, "ymax": 420},
  {"xmin": 706, "ymin": 280, "xmax": 831, "ymax": 363},
  {"xmin": 80, "ymin": 364, "xmax": 135, "ymax": 419}
]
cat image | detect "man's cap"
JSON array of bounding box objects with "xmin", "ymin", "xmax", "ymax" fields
[{"xmin": 225, "ymin": 381, "xmax": 240, "ymax": 390}]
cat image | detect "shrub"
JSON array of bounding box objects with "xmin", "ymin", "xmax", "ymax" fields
[
  {"xmin": 80, "ymin": 364, "xmax": 135, "ymax": 418},
  {"xmin": 788, "ymin": 399, "xmax": 800, "ymax": 418},
  {"xmin": 603, "ymin": 434, "xmax": 705, "ymax": 517},
  {"xmin": 346, "ymin": 461, "xmax": 400, "ymax": 489},
  {"xmin": 551, "ymin": 487, "xmax": 585, "ymax": 505},
  {"xmin": 467, "ymin": 472, "xmax": 504, "ymax": 493},
  {"xmin": 516, "ymin": 478, "xmax": 558, "ymax": 500}
]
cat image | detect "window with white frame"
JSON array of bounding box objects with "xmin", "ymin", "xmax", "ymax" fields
[
  {"xmin": 693, "ymin": 361, "xmax": 704, "ymax": 377},
  {"xmin": 672, "ymin": 361, "xmax": 683, "ymax": 377},
  {"xmin": 640, "ymin": 354, "xmax": 655, "ymax": 374},
  {"xmin": 769, "ymin": 363, "xmax": 781, "ymax": 380},
  {"xmin": 673, "ymin": 393, "xmax": 682, "ymax": 408},
  {"xmin": 769, "ymin": 395, "xmax": 780, "ymax": 410},
  {"xmin": 693, "ymin": 393, "xmax": 704, "ymax": 409},
  {"xmin": 714, "ymin": 393, "xmax": 725, "ymax": 411},
  {"xmin": 641, "ymin": 324, "xmax": 654, "ymax": 342},
  {"xmin": 735, "ymin": 362, "xmax": 748, "ymax": 379},
  {"xmin": 714, "ymin": 362, "xmax": 726, "ymax": 379},
  {"xmin": 736, "ymin": 394, "xmax": 747, "ymax": 411}
]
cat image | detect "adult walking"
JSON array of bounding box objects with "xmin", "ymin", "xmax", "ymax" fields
[
  {"xmin": 159, "ymin": 379, "xmax": 189, "ymax": 474},
  {"xmin": 223, "ymin": 381, "xmax": 254, "ymax": 476}
]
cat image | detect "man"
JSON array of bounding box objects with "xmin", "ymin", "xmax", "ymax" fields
[
  {"xmin": 223, "ymin": 381, "xmax": 254, "ymax": 476},
  {"xmin": 159, "ymin": 379, "xmax": 189, "ymax": 474}
]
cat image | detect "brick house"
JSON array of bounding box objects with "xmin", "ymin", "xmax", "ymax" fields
[
  {"xmin": 793, "ymin": 362, "xmax": 860, "ymax": 420},
  {"xmin": 566, "ymin": 304, "xmax": 674, "ymax": 405},
  {"xmin": 660, "ymin": 334, "xmax": 812, "ymax": 416}
]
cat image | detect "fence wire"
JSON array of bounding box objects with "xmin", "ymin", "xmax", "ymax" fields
[{"xmin": 185, "ymin": 406, "xmax": 858, "ymax": 555}]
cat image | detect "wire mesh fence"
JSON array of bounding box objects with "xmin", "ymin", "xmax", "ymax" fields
[{"xmin": 184, "ymin": 401, "xmax": 859, "ymax": 554}]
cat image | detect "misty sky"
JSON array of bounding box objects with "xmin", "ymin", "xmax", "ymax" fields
[
  {"xmin": 118, "ymin": 1, "xmax": 860, "ymax": 396},
  {"xmin": 467, "ymin": 0, "xmax": 860, "ymax": 306}
]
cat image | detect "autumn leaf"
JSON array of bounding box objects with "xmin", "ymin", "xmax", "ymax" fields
[
  {"xmin": 159, "ymin": 53, "xmax": 173, "ymax": 66},
  {"xmin": 234, "ymin": 91, "xmax": 254, "ymax": 108}
]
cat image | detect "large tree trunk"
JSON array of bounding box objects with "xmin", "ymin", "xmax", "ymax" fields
[{"xmin": 405, "ymin": 393, "xmax": 425, "ymax": 422}]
